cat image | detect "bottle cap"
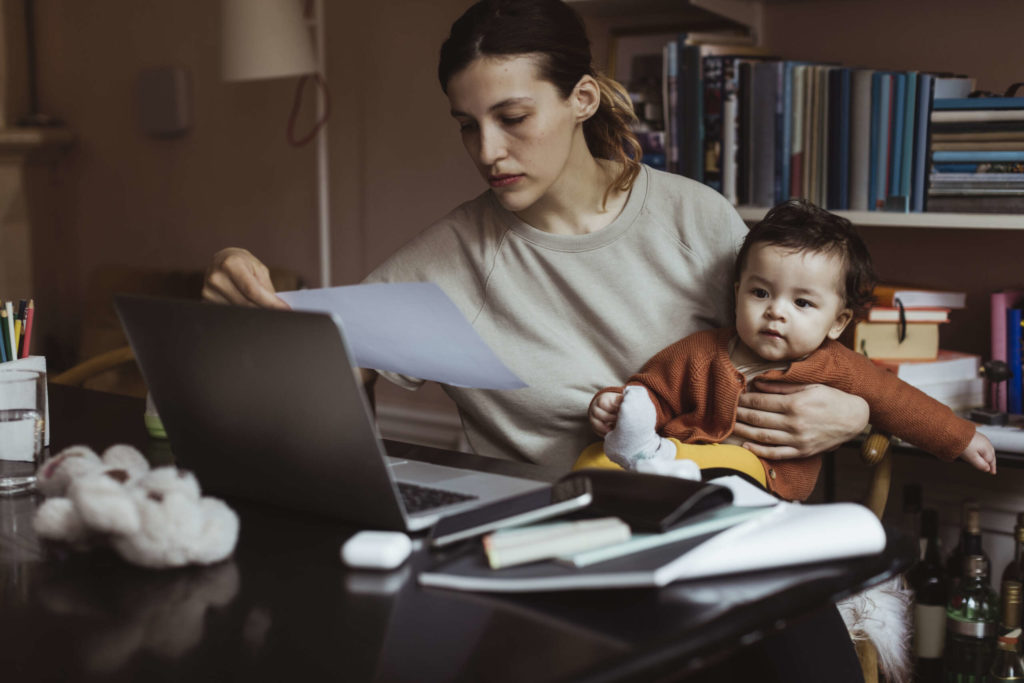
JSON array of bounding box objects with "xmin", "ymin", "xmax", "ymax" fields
[{"xmin": 966, "ymin": 507, "xmax": 981, "ymax": 534}]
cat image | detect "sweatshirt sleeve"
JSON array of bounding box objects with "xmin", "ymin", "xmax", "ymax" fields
[{"xmin": 820, "ymin": 345, "xmax": 976, "ymax": 461}]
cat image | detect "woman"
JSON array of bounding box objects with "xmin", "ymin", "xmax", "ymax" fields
[
  {"xmin": 205, "ymin": 2, "xmax": 870, "ymax": 679},
  {"xmin": 204, "ymin": 0, "xmax": 868, "ymax": 472}
]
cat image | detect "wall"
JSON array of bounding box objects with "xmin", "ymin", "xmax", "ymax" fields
[{"xmin": 30, "ymin": 0, "xmax": 480, "ymax": 370}]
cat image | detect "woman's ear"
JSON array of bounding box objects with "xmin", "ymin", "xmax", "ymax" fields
[
  {"xmin": 827, "ymin": 307, "xmax": 855, "ymax": 341},
  {"xmin": 571, "ymin": 75, "xmax": 600, "ymax": 122}
]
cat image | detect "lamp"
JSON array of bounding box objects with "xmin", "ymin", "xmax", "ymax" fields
[{"xmin": 221, "ymin": 0, "xmax": 332, "ymax": 288}]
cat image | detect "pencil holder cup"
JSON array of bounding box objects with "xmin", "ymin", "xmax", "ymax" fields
[
  {"xmin": 0, "ymin": 366, "xmax": 46, "ymax": 494},
  {"xmin": 1, "ymin": 356, "xmax": 48, "ymax": 445}
]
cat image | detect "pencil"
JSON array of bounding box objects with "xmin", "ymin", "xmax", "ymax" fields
[
  {"xmin": 0, "ymin": 309, "xmax": 9, "ymax": 362},
  {"xmin": 13, "ymin": 319, "xmax": 21, "ymax": 357},
  {"xmin": 4, "ymin": 301, "xmax": 14, "ymax": 360},
  {"xmin": 20, "ymin": 299, "xmax": 33, "ymax": 358}
]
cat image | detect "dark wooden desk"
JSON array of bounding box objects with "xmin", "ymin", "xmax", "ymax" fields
[{"xmin": 0, "ymin": 386, "xmax": 914, "ymax": 682}]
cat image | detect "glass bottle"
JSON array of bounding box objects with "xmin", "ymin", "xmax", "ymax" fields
[
  {"xmin": 903, "ymin": 482, "xmax": 924, "ymax": 559},
  {"xmin": 991, "ymin": 630, "xmax": 1024, "ymax": 682},
  {"xmin": 945, "ymin": 555, "xmax": 999, "ymax": 682},
  {"xmin": 908, "ymin": 508, "xmax": 947, "ymax": 680},
  {"xmin": 947, "ymin": 501, "xmax": 991, "ymax": 591},
  {"xmin": 1003, "ymin": 513, "xmax": 1024, "ymax": 588}
]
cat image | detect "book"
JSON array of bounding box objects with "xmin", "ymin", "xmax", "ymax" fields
[
  {"xmin": 418, "ymin": 501, "xmax": 886, "ymax": 593},
  {"xmin": 556, "ymin": 505, "xmax": 769, "ymax": 569},
  {"xmin": 853, "ymin": 321, "xmax": 940, "ymax": 360},
  {"xmin": 933, "ymin": 97, "xmax": 1024, "ymax": 110},
  {"xmin": 911, "ymin": 72, "xmax": 933, "ymax": 212},
  {"xmin": 925, "ymin": 194, "xmax": 1024, "ymax": 213},
  {"xmin": 789, "ymin": 64, "xmax": 807, "ymax": 201},
  {"xmin": 751, "ymin": 61, "xmax": 780, "ymax": 207},
  {"xmin": 869, "ymin": 72, "xmax": 892, "ymax": 210},
  {"xmin": 872, "ymin": 284, "xmax": 967, "ymax": 309},
  {"xmin": 871, "ymin": 350, "xmax": 980, "ymax": 384},
  {"xmin": 991, "ymin": 289, "xmax": 1024, "ymax": 412},
  {"xmin": 932, "ymin": 110, "xmax": 1024, "ymax": 124},
  {"xmin": 932, "ymin": 150, "xmax": 1024, "ymax": 163},
  {"xmin": 865, "ymin": 306, "xmax": 950, "ymax": 323},
  {"xmin": 1009, "ymin": 307, "xmax": 1023, "ymax": 414},
  {"xmin": 848, "ymin": 69, "xmax": 875, "ymax": 210},
  {"xmin": 887, "ymin": 72, "xmax": 907, "ymax": 210},
  {"xmin": 483, "ymin": 517, "xmax": 632, "ymax": 570},
  {"xmin": 827, "ymin": 67, "xmax": 851, "ymax": 210},
  {"xmin": 913, "ymin": 376, "xmax": 985, "ymax": 413}
]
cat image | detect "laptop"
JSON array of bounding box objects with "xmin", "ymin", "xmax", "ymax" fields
[{"xmin": 114, "ymin": 295, "xmax": 547, "ymax": 532}]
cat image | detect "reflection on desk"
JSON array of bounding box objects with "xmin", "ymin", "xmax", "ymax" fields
[{"xmin": 0, "ymin": 385, "xmax": 915, "ymax": 682}]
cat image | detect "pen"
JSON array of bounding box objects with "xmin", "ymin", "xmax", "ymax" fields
[{"xmin": 4, "ymin": 301, "xmax": 13, "ymax": 359}]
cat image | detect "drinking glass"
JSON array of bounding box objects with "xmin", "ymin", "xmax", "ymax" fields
[{"xmin": 0, "ymin": 369, "xmax": 46, "ymax": 494}]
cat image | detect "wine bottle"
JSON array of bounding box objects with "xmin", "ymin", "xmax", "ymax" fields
[
  {"xmin": 991, "ymin": 582, "xmax": 1024, "ymax": 681},
  {"xmin": 944, "ymin": 555, "xmax": 999, "ymax": 682},
  {"xmin": 1003, "ymin": 512, "xmax": 1024, "ymax": 587},
  {"xmin": 946, "ymin": 501, "xmax": 991, "ymax": 591},
  {"xmin": 902, "ymin": 482, "xmax": 923, "ymax": 559},
  {"xmin": 906, "ymin": 508, "xmax": 946, "ymax": 680}
]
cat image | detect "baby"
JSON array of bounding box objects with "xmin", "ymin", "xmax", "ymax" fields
[{"xmin": 584, "ymin": 199, "xmax": 996, "ymax": 501}]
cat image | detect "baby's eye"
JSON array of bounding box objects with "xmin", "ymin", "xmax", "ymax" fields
[
  {"xmin": 795, "ymin": 298, "xmax": 815, "ymax": 309},
  {"xmin": 752, "ymin": 288, "xmax": 769, "ymax": 299}
]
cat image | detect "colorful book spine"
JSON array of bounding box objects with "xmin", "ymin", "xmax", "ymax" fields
[
  {"xmin": 1008, "ymin": 307, "xmax": 1023, "ymax": 414},
  {"xmin": 992, "ymin": 290, "xmax": 1024, "ymax": 412}
]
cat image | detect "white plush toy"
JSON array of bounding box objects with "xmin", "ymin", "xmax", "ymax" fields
[{"xmin": 33, "ymin": 445, "xmax": 239, "ymax": 569}]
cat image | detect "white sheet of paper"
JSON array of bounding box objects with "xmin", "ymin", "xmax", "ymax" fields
[{"xmin": 278, "ymin": 283, "xmax": 526, "ymax": 390}]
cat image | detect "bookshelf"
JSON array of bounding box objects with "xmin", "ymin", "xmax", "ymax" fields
[
  {"xmin": 737, "ymin": 207, "xmax": 1024, "ymax": 231},
  {"xmin": 575, "ymin": 0, "xmax": 1024, "ymax": 231}
]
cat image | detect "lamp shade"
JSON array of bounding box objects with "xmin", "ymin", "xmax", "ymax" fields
[{"xmin": 221, "ymin": 0, "xmax": 316, "ymax": 81}]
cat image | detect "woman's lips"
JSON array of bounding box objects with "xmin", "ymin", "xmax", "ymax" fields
[{"xmin": 489, "ymin": 174, "xmax": 523, "ymax": 188}]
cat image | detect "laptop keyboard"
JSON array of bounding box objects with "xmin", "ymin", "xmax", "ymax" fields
[{"xmin": 398, "ymin": 482, "xmax": 478, "ymax": 514}]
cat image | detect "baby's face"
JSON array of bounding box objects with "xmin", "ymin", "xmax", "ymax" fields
[{"xmin": 733, "ymin": 243, "xmax": 853, "ymax": 363}]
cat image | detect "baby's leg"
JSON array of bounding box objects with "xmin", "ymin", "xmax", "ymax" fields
[{"xmin": 604, "ymin": 386, "xmax": 677, "ymax": 469}]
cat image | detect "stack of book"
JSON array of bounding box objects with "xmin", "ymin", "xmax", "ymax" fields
[
  {"xmin": 926, "ymin": 95, "xmax": 1024, "ymax": 214},
  {"xmin": 857, "ymin": 285, "xmax": 982, "ymax": 413}
]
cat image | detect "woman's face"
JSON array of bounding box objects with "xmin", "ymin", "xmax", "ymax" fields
[{"xmin": 446, "ymin": 55, "xmax": 584, "ymax": 213}]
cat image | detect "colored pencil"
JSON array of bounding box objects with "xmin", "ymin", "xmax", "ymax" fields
[
  {"xmin": 20, "ymin": 299, "xmax": 33, "ymax": 358},
  {"xmin": 4, "ymin": 301, "xmax": 14, "ymax": 360},
  {"xmin": 0, "ymin": 308, "xmax": 9, "ymax": 362}
]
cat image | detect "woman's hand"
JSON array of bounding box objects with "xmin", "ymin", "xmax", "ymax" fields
[
  {"xmin": 732, "ymin": 380, "xmax": 869, "ymax": 460},
  {"xmin": 588, "ymin": 390, "xmax": 623, "ymax": 437},
  {"xmin": 202, "ymin": 247, "xmax": 290, "ymax": 309}
]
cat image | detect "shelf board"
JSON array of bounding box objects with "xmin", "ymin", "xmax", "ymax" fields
[{"xmin": 736, "ymin": 206, "xmax": 1024, "ymax": 231}]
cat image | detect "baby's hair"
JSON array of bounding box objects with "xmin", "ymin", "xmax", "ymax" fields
[{"xmin": 734, "ymin": 199, "xmax": 877, "ymax": 315}]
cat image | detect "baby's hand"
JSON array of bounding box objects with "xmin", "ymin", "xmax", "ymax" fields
[
  {"xmin": 588, "ymin": 390, "xmax": 623, "ymax": 437},
  {"xmin": 960, "ymin": 431, "xmax": 997, "ymax": 474}
]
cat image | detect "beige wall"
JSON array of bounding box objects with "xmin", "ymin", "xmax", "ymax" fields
[{"xmin": 31, "ymin": 0, "xmax": 480, "ymax": 368}]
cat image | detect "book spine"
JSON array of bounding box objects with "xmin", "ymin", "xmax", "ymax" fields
[
  {"xmin": 912, "ymin": 73, "xmax": 934, "ymax": 213},
  {"xmin": 1009, "ymin": 307, "xmax": 1023, "ymax": 414},
  {"xmin": 849, "ymin": 69, "xmax": 873, "ymax": 211},
  {"xmin": 888, "ymin": 72, "xmax": 906, "ymax": 208},
  {"xmin": 993, "ymin": 291, "xmax": 1024, "ymax": 412}
]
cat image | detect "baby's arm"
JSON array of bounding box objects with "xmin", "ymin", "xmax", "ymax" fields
[
  {"xmin": 960, "ymin": 431, "xmax": 997, "ymax": 474},
  {"xmin": 588, "ymin": 390, "xmax": 623, "ymax": 437}
]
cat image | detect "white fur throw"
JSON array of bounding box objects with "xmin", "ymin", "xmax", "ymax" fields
[{"xmin": 838, "ymin": 577, "xmax": 913, "ymax": 683}]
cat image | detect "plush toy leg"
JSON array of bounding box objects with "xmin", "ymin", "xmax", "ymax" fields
[{"xmin": 574, "ymin": 439, "xmax": 769, "ymax": 489}]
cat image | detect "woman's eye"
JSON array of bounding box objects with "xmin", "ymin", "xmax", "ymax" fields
[
  {"xmin": 502, "ymin": 115, "xmax": 527, "ymax": 126},
  {"xmin": 457, "ymin": 121, "xmax": 477, "ymax": 132}
]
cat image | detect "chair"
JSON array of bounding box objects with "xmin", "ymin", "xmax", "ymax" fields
[
  {"xmin": 51, "ymin": 345, "xmax": 137, "ymax": 388},
  {"xmin": 848, "ymin": 431, "xmax": 911, "ymax": 683}
]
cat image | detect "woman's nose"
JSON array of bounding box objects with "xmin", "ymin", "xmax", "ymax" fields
[{"xmin": 478, "ymin": 126, "xmax": 507, "ymax": 166}]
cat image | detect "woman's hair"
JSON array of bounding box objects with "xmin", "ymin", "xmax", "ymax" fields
[
  {"xmin": 438, "ymin": 0, "xmax": 642, "ymax": 203},
  {"xmin": 734, "ymin": 199, "xmax": 877, "ymax": 315}
]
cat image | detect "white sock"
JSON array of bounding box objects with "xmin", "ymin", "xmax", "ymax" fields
[{"xmin": 605, "ymin": 386, "xmax": 677, "ymax": 469}]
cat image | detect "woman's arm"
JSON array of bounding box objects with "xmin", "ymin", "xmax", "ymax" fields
[{"xmin": 732, "ymin": 381, "xmax": 870, "ymax": 459}]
